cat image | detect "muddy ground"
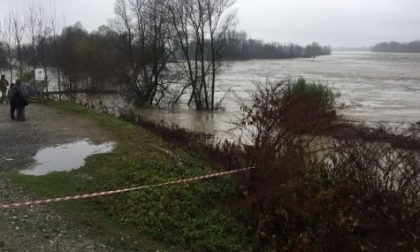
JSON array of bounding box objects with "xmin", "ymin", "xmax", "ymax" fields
[{"xmin": 0, "ymin": 103, "xmax": 121, "ymax": 252}]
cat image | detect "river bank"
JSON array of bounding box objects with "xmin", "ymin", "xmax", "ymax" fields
[
  {"xmin": 1, "ymin": 96, "xmax": 418, "ymax": 251},
  {"xmin": 0, "ymin": 101, "xmax": 249, "ymax": 251}
]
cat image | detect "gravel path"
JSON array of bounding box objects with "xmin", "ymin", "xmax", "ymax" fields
[{"xmin": 0, "ymin": 103, "xmax": 118, "ymax": 252}]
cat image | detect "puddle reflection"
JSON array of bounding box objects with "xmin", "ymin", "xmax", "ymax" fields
[{"xmin": 21, "ymin": 139, "xmax": 115, "ymax": 176}]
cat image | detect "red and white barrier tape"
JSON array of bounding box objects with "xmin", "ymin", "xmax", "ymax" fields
[{"xmin": 0, "ymin": 166, "xmax": 254, "ymax": 209}]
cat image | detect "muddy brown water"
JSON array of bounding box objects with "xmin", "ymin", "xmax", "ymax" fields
[
  {"xmin": 112, "ymin": 52, "xmax": 420, "ymax": 140},
  {"xmin": 4, "ymin": 52, "xmax": 419, "ymax": 140}
]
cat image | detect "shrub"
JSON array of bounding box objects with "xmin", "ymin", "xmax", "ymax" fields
[
  {"xmin": 288, "ymin": 78, "xmax": 336, "ymax": 112},
  {"xmin": 242, "ymin": 78, "xmax": 338, "ymax": 140},
  {"xmin": 240, "ymin": 78, "xmax": 419, "ymax": 251}
]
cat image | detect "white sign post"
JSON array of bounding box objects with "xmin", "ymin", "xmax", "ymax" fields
[{"xmin": 35, "ymin": 68, "xmax": 45, "ymax": 81}]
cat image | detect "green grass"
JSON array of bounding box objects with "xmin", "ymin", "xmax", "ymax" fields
[{"xmin": 10, "ymin": 101, "xmax": 249, "ymax": 251}]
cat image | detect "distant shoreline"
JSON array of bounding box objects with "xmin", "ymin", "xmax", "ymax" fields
[
  {"xmin": 332, "ymin": 48, "xmax": 370, "ymax": 52},
  {"xmin": 371, "ymin": 40, "xmax": 420, "ymax": 53}
]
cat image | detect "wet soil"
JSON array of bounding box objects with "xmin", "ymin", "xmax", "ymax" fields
[{"xmin": 0, "ymin": 103, "xmax": 119, "ymax": 251}]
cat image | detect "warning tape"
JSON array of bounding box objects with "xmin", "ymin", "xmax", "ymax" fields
[{"xmin": 0, "ymin": 166, "xmax": 254, "ymax": 209}]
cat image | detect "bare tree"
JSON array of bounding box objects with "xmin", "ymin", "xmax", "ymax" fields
[
  {"xmin": 10, "ymin": 10, "xmax": 25, "ymax": 78},
  {"xmin": 1, "ymin": 16, "xmax": 15, "ymax": 83},
  {"xmin": 50, "ymin": 5, "xmax": 65, "ymax": 99},
  {"xmin": 205, "ymin": 0, "xmax": 236, "ymax": 110},
  {"xmin": 37, "ymin": 4, "xmax": 58, "ymax": 94},
  {"xmin": 25, "ymin": 1, "xmax": 39, "ymax": 73},
  {"xmin": 113, "ymin": 0, "xmax": 174, "ymax": 106},
  {"xmin": 168, "ymin": 0, "xmax": 236, "ymax": 111},
  {"xmin": 168, "ymin": 0, "xmax": 206, "ymax": 109},
  {"xmin": 22, "ymin": 1, "xmax": 58, "ymax": 93},
  {"xmin": 114, "ymin": 0, "xmax": 136, "ymax": 72}
]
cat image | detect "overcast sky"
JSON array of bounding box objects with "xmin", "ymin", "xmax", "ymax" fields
[{"xmin": 1, "ymin": 0, "xmax": 419, "ymax": 47}]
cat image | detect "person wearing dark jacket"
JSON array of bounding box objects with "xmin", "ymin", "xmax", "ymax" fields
[
  {"xmin": 7, "ymin": 83, "xmax": 16, "ymax": 120},
  {"xmin": 13, "ymin": 80, "xmax": 28, "ymax": 121},
  {"xmin": 0, "ymin": 75, "xmax": 9, "ymax": 104}
]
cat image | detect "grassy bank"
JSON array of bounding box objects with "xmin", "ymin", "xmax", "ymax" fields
[{"xmin": 10, "ymin": 101, "xmax": 250, "ymax": 251}]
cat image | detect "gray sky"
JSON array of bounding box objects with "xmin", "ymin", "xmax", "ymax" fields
[{"xmin": 1, "ymin": 0, "xmax": 419, "ymax": 47}]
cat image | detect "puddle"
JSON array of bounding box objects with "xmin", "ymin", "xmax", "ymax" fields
[{"xmin": 20, "ymin": 139, "xmax": 115, "ymax": 176}]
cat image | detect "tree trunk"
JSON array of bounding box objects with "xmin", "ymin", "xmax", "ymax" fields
[
  {"xmin": 57, "ymin": 66, "xmax": 62, "ymax": 100},
  {"xmin": 210, "ymin": 29, "xmax": 216, "ymax": 111}
]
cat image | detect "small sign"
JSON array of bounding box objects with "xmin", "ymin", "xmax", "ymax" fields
[{"xmin": 35, "ymin": 68, "xmax": 45, "ymax": 81}]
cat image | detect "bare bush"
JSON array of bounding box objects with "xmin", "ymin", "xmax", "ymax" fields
[{"xmin": 239, "ymin": 78, "xmax": 419, "ymax": 251}]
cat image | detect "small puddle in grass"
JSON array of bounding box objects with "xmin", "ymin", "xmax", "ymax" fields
[{"xmin": 20, "ymin": 139, "xmax": 115, "ymax": 176}]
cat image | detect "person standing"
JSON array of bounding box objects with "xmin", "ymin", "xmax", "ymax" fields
[
  {"xmin": 13, "ymin": 80, "xmax": 28, "ymax": 121},
  {"xmin": 7, "ymin": 83, "xmax": 16, "ymax": 120},
  {"xmin": 0, "ymin": 75, "xmax": 9, "ymax": 104}
]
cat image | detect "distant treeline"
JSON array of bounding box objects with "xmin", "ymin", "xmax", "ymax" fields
[
  {"xmin": 371, "ymin": 40, "xmax": 420, "ymax": 53},
  {"xmin": 222, "ymin": 30, "xmax": 331, "ymax": 59}
]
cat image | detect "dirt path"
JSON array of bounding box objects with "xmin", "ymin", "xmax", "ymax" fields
[{"xmin": 0, "ymin": 103, "xmax": 119, "ymax": 252}]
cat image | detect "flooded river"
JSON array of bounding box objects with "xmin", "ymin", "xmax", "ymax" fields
[
  {"xmin": 137, "ymin": 52, "xmax": 420, "ymax": 137},
  {"xmin": 10, "ymin": 52, "xmax": 418, "ymax": 138}
]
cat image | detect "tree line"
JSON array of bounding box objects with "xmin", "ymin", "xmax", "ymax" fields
[
  {"xmin": 371, "ymin": 40, "xmax": 420, "ymax": 53},
  {"xmin": 222, "ymin": 30, "xmax": 331, "ymax": 59},
  {"xmin": 0, "ymin": 0, "xmax": 331, "ymax": 111}
]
